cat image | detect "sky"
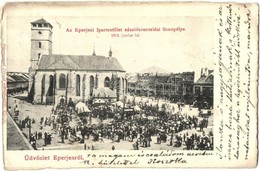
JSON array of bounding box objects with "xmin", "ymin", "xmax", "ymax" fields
[{"xmin": 7, "ymin": 16, "xmax": 214, "ymax": 81}]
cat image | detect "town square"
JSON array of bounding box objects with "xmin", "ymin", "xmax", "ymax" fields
[{"xmin": 6, "ymin": 18, "xmax": 213, "ymax": 151}]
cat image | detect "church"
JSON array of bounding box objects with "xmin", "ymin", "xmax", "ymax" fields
[{"xmin": 28, "ymin": 19, "xmax": 127, "ymax": 104}]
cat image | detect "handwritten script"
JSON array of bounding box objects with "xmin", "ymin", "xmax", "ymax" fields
[
  {"xmin": 78, "ymin": 151, "xmax": 215, "ymax": 166},
  {"xmin": 216, "ymin": 3, "xmax": 256, "ymax": 161}
]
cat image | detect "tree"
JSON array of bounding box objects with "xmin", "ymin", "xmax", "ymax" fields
[{"xmin": 110, "ymin": 73, "xmax": 118, "ymax": 91}]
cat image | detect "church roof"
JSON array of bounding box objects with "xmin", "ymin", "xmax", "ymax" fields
[{"xmin": 38, "ymin": 54, "xmax": 125, "ymax": 72}]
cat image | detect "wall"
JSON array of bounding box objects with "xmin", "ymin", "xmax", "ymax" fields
[{"xmin": 34, "ymin": 70, "xmax": 126, "ymax": 105}]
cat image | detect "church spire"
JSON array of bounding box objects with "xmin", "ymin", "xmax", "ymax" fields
[
  {"xmin": 92, "ymin": 43, "xmax": 96, "ymax": 56},
  {"xmin": 109, "ymin": 46, "xmax": 112, "ymax": 57}
]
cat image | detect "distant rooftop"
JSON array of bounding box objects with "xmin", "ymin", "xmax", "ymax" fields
[
  {"xmin": 7, "ymin": 72, "xmax": 29, "ymax": 83},
  {"xmin": 194, "ymin": 71, "xmax": 214, "ymax": 85},
  {"xmin": 139, "ymin": 66, "xmax": 170, "ymax": 74}
]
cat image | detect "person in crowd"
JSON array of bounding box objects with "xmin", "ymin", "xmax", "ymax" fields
[
  {"xmin": 44, "ymin": 132, "xmax": 47, "ymax": 146},
  {"xmin": 11, "ymin": 95, "xmax": 213, "ymax": 151}
]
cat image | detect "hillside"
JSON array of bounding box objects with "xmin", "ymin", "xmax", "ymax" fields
[{"xmin": 139, "ymin": 66, "xmax": 169, "ymax": 73}]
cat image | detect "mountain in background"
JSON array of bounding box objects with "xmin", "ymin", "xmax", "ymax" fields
[{"xmin": 139, "ymin": 66, "xmax": 170, "ymax": 73}]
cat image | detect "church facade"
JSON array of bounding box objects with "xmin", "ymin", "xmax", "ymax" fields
[{"xmin": 28, "ymin": 19, "xmax": 126, "ymax": 104}]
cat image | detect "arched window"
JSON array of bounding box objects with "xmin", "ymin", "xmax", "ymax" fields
[
  {"xmin": 104, "ymin": 77, "xmax": 110, "ymax": 87},
  {"xmin": 82, "ymin": 75, "xmax": 86, "ymax": 99},
  {"xmin": 76, "ymin": 74, "xmax": 80, "ymax": 96},
  {"xmin": 41, "ymin": 75, "xmax": 45, "ymax": 103},
  {"xmin": 90, "ymin": 75, "xmax": 94, "ymax": 96},
  {"xmin": 95, "ymin": 74, "xmax": 98, "ymax": 88},
  {"xmin": 195, "ymin": 87, "xmax": 200, "ymax": 95},
  {"xmin": 48, "ymin": 75, "xmax": 54, "ymax": 96},
  {"xmin": 39, "ymin": 42, "xmax": 42, "ymax": 48},
  {"xmin": 117, "ymin": 78, "xmax": 121, "ymax": 90},
  {"xmin": 116, "ymin": 78, "xmax": 121, "ymax": 101},
  {"xmin": 59, "ymin": 74, "xmax": 66, "ymax": 89},
  {"xmin": 38, "ymin": 53, "xmax": 41, "ymax": 59}
]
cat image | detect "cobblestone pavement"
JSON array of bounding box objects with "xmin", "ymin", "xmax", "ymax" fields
[
  {"xmin": 7, "ymin": 93, "xmax": 213, "ymax": 150},
  {"xmin": 7, "ymin": 114, "xmax": 33, "ymax": 150}
]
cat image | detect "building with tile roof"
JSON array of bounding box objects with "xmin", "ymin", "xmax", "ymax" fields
[
  {"xmin": 28, "ymin": 19, "xmax": 126, "ymax": 104},
  {"xmin": 7, "ymin": 72, "xmax": 29, "ymax": 94},
  {"xmin": 193, "ymin": 68, "xmax": 213, "ymax": 108},
  {"xmin": 127, "ymin": 71, "xmax": 195, "ymax": 103}
]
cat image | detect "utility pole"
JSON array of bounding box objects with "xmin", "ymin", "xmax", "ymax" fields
[
  {"xmin": 122, "ymin": 95, "xmax": 126, "ymax": 119},
  {"xmin": 28, "ymin": 118, "xmax": 31, "ymax": 143}
]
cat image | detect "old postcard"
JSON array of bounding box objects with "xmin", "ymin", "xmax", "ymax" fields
[{"xmin": 1, "ymin": 1, "xmax": 258, "ymax": 169}]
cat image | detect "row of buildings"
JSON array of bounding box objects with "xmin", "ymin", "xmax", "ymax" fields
[
  {"xmin": 7, "ymin": 67, "xmax": 213, "ymax": 107},
  {"xmin": 127, "ymin": 68, "xmax": 213, "ymax": 106}
]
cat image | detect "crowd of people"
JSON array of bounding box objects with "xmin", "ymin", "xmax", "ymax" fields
[
  {"xmin": 66, "ymin": 96, "xmax": 213, "ymax": 151},
  {"xmin": 76, "ymin": 111, "xmax": 213, "ymax": 150},
  {"xmin": 8, "ymin": 95, "xmax": 213, "ymax": 151}
]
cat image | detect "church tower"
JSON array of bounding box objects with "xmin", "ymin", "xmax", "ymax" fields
[{"xmin": 28, "ymin": 18, "xmax": 53, "ymax": 100}]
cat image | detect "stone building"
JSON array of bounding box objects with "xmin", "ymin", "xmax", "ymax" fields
[
  {"xmin": 127, "ymin": 72, "xmax": 194, "ymax": 103},
  {"xmin": 28, "ymin": 19, "xmax": 126, "ymax": 104}
]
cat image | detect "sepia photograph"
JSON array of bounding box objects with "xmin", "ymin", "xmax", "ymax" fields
[
  {"xmin": 1, "ymin": 2, "xmax": 258, "ymax": 169},
  {"xmin": 6, "ymin": 15, "xmax": 214, "ymax": 151}
]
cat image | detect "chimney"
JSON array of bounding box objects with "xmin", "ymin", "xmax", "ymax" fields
[
  {"xmin": 92, "ymin": 43, "xmax": 96, "ymax": 56},
  {"xmin": 205, "ymin": 68, "xmax": 208, "ymax": 76},
  {"xmin": 201, "ymin": 68, "xmax": 204, "ymax": 77}
]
